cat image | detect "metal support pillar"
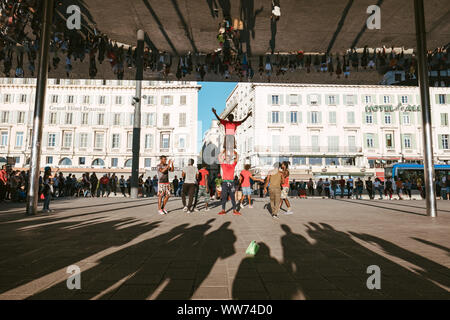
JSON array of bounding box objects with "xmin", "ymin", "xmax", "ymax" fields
[
  {"xmin": 414, "ymin": 0, "xmax": 437, "ymax": 217},
  {"xmin": 130, "ymin": 30, "xmax": 145, "ymax": 198},
  {"xmin": 26, "ymin": 0, "xmax": 54, "ymax": 215}
]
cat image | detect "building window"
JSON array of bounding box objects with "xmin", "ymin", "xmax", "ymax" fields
[
  {"xmin": 113, "ymin": 113, "xmax": 121, "ymax": 126},
  {"xmin": 345, "ymin": 95, "xmax": 355, "ymax": 105},
  {"xmin": 401, "ymin": 95, "xmax": 409, "ymax": 104},
  {"xmin": 347, "ymin": 111, "xmax": 355, "ymax": 124},
  {"xmin": 180, "ymin": 95, "xmax": 187, "ymax": 105},
  {"xmin": 271, "ymin": 95, "xmax": 279, "ymax": 105},
  {"xmin": 0, "ymin": 132, "xmax": 8, "ymax": 146},
  {"xmin": 163, "ymin": 113, "xmax": 170, "ymax": 126},
  {"xmin": 83, "ymin": 96, "xmax": 90, "ymax": 104},
  {"xmin": 402, "ymin": 113, "xmax": 410, "ymax": 125},
  {"xmin": 17, "ymin": 111, "xmax": 25, "ymax": 124},
  {"xmin": 328, "ymin": 95, "xmax": 336, "ymax": 105},
  {"xmin": 384, "ymin": 113, "xmax": 392, "ymax": 124},
  {"xmin": 127, "ymin": 132, "xmax": 133, "ymax": 149},
  {"xmin": 366, "ymin": 134, "xmax": 374, "ymax": 148},
  {"xmin": 67, "ymin": 95, "xmax": 74, "ymax": 104},
  {"xmin": 290, "ymin": 111, "xmax": 298, "ymax": 124},
  {"xmin": 179, "ymin": 113, "xmax": 186, "ymax": 127},
  {"xmin": 63, "ymin": 132, "xmax": 72, "ymax": 148},
  {"xmin": 289, "ymin": 136, "xmax": 301, "ymax": 152},
  {"xmin": 92, "ymin": 158, "xmax": 105, "ymax": 167},
  {"xmin": 4, "ymin": 94, "xmax": 11, "ymax": 103},
  {"xmin": 311, "ymin": 111, "xmax": 319, "ymax": 124},
  {"xmin": 441, "ymin": 134, "xmax": 449, "ymax": 149},
  {"xmin": 81, "ymin": 113, "xmax": 88, "ymax": 125},
  {"xmin": 145, "ymin": 134, "xmax": 153, "ymax": 149},
  {"xmin": 440, "ymin": 113, "xmax": 448, "ymax": 126},
  {"xmin": 51, "ymin": 95, "xmax": 59, "ymax": 103},
  {"xmin": 115, "ymin": 96, "xmax": 123, "ymax": 105},
  {"xmin": 99, "ymin": 96, "xmax": 106, "ymax": 105},
  {"xmin": 147, "ymin": 96, "xmax": 155, "ymax": 105},
  {"xmin": 20, "ymin": 94, "xmax": 27, "ymax": 103},
  {"xmin": 383, "ymin": 95, "xmax": 391, "ymax": 104},
  {"xmin": 129, "ymin": 114, "xmax": 134, "ymax": 126},
  {"xmin": 162, "ymin": 95, "xmax": 173, "ymax": 105},
  {"xmin": 364, "ymin": 95, "xmax": 372, "ymax": 104},
  {"xmin": 146, "ymin": 113, "xmax": 155, "ymax": 126},
  {"xmin": 65, "ymin": 112, "xmax": 73, "ymax": 125},
  {"xmin": 438, "ymin": 94, "xmax": 446, "ymax": 104},
  {"xmin": 366, "ymin": 113, "xmax": 373, "ymax": 124},
  {"xmin": 403, "ymin": 135, "xmax": 412, "ymax": 149},
  {"xmin": 386, "ymin": 133, "xmax": 394, "ymax": 148},
  {"xmin": 79, "ymin": 157, "xmax": 86, "ymax": 165},
  {"xmin": 271, "ymin": 111, "xmax": 280, "ymax": 124},
  {"xmin": 49, "ymin": 112, "xmax": 57, "ymax": 125},
  {"xmin": 348, "ymin": 136, "xmax": 356, "ymax": 152},
  {"xmin": 112, "ymin": 134, "xmax": 120, "ymax": 149},
  {"xmin": 161, "ymin": 133, "xmax": 170, "ymax": 149},
  {"xmin": 329, "ymin": 111, "xmax": 336, "ymax": 124},
  {"xmin": 80, "ymin": 133, "xmax": 88, "ymax": 148},
  {"xmin": 94, "ymin": 132, "xmax": 104, "ymax": 149},
  {"xmin": 15, "ymin": 132, "xmax": 24, "ymax": 147},
  {"xmin": 46, "ymin": 156, "xmax": 53, "ymax": 164},
  {"xmin": 48, "ymin": 133, "xmax": 56, "ymax": 147},
  {"xmin": 1, "ymin": 111, "xmax": 9, "ymax": 123},
  {"xmin": 111, "ymin": 158, "xmax": 118, "ymax": 167},
  {"xmin": 311, "ymin": 135, "xmax": 319, "ymax": 152},
  {"xmin": 289, "ymin": 94, "xmax": 298, "ymax": 105},
  {"xmin": 328, "ymin": 136, "xmax": 339, "ymax": 152},
  {"xmin": 144, "ymin": 158, "xmax": 151, "ymax": 168},
  {"xmin": 179, "ymin": 136, "xmax": 186, "ymax": 149},
  {"xmin": 97, "ymin": 113, "xmax": 105, "ymax": 125}
]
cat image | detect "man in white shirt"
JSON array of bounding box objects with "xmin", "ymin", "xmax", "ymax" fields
[{"xmin": 182, "ymin": 159, "xmax": 199, "ymax": 214}]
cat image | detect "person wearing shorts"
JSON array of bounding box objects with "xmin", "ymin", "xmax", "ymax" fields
[
  {"xmin": 157, "ymin": 156, "xmax": 174, "ymax": 215},
  {"xmin": 239, "ymin": 164, "xmax": 263, "ymax": 209},
  {"xmin": 195, "ymin": 165, "xmax": 210, "ymax": 211},
  {"xmin": 218, "ymin": 150, "xmax": 240, "ymax": 216},
  {"xmin": 280, "ymin": 161, "xmax": 292, "ymax": 214}
]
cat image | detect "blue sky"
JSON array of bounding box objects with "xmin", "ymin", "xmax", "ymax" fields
[{"xmin": 197, "ymin": 82, "xmax": 237, "ymax": 150}]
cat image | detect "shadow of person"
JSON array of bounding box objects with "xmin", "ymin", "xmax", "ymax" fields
[
  {"xmin": 232, "ymin": 242, "xmax": 301, "ymax": 300},
  {"xmin": 302, "ymin": 223, "xmax": 450, "ymax": 299},
  {"xmin": 26, "ymin": 221, "xmax": 190, "ymax": 300},
  {"xmin": 350, "ymin": 232, "xmax": 450, "ymax": 292},
  {"xmin": 190, "ymin": 221, "xmax": 236, "ymax": 297}
]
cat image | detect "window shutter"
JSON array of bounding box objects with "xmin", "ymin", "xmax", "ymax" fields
[
  {"xmin": 391, "ymin": 113, "xmax": 396, "ymax": 125},
  {"xmin": 307, "ymin": 111, "xmax": 311, "ymax": 124},
  {"xmin": 373, "ymin": 113, "xmax": 378, "ymax": 124},
  {"xmin": 286, "ymin": 94, "xmax": 290, "ymax": 105},
  {"xmin": 298, "ymin": 112, "xmax": 302, "ymax": 123},
  {"xmin": 44, "ymin": 132, "xmax": 48, "ymax": 147},
  {"xmin": 325, "ymin": 94, "xmax": 330, "ymax": 105},
  {"xmin": 279, "ymin": 95, "xmax": 284, "ymax": 105},
  {"xmin": 447, "ymin": 94, "xmax": 450, "ymax": 104},
  {"xmin": 411, "ymin": 134, "xmax": 416, "ymax": 149},
  {"xmin": 438, "ymin": 135, "xmax": 443, "ymax": 149},
  {"xmin": 267, "ymin": 95, "xmax": 272, "ymax": 105},
  {"xmin": 267, "ymin": 112, "xmax": 271, "ymax": 123},
  {"xmin": 280, "ymin": 111, "xmax": 284, "ymax": 123},
  {"xmin": 87, "ymin": 133, "xmax": 92, "ymax": 148},
  {"xmin": 307, "ymin": 95, "xmax": 311, "ymax": 105},
  {"xmin": 318, "ymin": 112, "xmax": 322, "ymax": 124},
  {"xmin": 335, "ymin": 95, "xmax": 340, "ymax": 105},
  {"xmin": 55, "ymin": 132, "xmax": 60, "ymax": 146},
  {"xmin": 362, "ymin": 112, "xmax": 367, "ymax": 124},
  {"xmin": 374, "ymin": 134, "xmax": 379, "ymax": 148},
  {"xmin": 363, "ymin": 134, "xmax": 368, "ymax": 147}
]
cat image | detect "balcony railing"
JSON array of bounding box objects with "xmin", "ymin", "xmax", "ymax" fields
[{"xmin": 252, "ymin": 146, "xmax": 363, "ymax": 153}]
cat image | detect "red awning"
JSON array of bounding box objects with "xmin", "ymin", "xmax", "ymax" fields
[{"xmin": 375, "ymin": 171, "xmax": 385, "ymax": 181}]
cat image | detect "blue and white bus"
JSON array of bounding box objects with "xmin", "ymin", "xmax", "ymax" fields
[{"xmin": 384, "ymin": 163, "xmax": 450, "ymax": 182}]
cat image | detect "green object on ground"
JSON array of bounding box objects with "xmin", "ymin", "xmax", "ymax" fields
[{"xmin": 245, "ymin": 240, "xmax": 260, "ymax": 255}]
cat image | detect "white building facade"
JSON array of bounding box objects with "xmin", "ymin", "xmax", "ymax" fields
[
  {"xmin": 0, "ymin": 78, "xmax": 200, "ymax": 171},
  {"xmin": 221, "ymin": 83, "xmax": 450, "ymax": 178}
]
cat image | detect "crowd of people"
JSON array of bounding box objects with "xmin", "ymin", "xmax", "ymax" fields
[
  {"xmin": 1, "ymin": 0, "xmax": 448, "ymax": 83},
  {"xmin": 1, "ymin": 162, "xmax": 449, "ymax": 214}
]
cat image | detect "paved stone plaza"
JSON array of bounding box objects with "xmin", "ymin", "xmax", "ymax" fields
[{"xmin": 0, "ymin": 197, "xmax": 449, "ymax": 300}]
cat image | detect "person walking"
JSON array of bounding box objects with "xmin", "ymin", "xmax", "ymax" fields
[
  {"xmin": 330, "ymin": 177, "xmax": 337, "ymax": 199},
  {"xmin": 347, "ymin": 175, "xmax": 354, "ymax": 199},
  {"xmin": 239, "ymin": 164, "xmax": 263, "ymax": 209},
  {"xmin": 181, "ymin": 159, "xmax": 199, "ymax": 214},
  {"xmin": 41, "ymin": 167, "xmax": 53, "ymax": 213},
  {"xmin": 172, "ymin": 176, "xmax": 179, "ymax": 197},
  {"xmin": 374, "ymin": 178, "xmax": 383, "ymax": 199},
  {"xmin": 395, "ymin": 177, "xmax": 404, "ymax": 200},
  {"xmin": 99, "ymin": 174, "xmax": 109, "ymax": 197},
  {"xmin": 366, "ymin": 176, "xmax": 374, "ymax": 200},
  {"xmin": 307, "ymin": 178, "xmax": 315, "ymax": 196},
  {"xmin": 316, "ymin": 178, "xmax": 323, "ymax": 197},
  {"xmin": 264, "ymin": 162, "xmax": 283, "ymax": 219},
  {"xmin": 355, "ymin": 178, "xmax": 364, "ymax": 199},
  {"xmin": 339, "ymin": 175, "xmax": 346, "ymax": 198},
  {"xmin": 195, "ymin": 165, "xmax": 211, "ymax": 211},
  {"xmin": 324, "ymin": 178, "xmax": 331, "ymax": 199},
  {"xmin": 109, "ymin": 173, "xmax": 118, "ymax": 196},
  {"xmin": 385, "ymin": 177, "xmax": 393, "ymax": 200},
  {"xmin": 279, "ymin": 161, "xmax": 293, "ymax": 214},
  {"xmin": 0, "ymin": 165, "xmax": 8, "ymax": 202},
  {"xmin": 119, "ymin": 175, "xmax": 127, "ymax": 197},
  {"xmin": 90, "ymin": 172, "xmax": 98, "ymax": 197},
  {"xmin": 157, "ymin": 156, "xmax": 174, "ymax": 215},
  {"xmin": 218, "ymin": 150, "xmax": 240, "ymax": 216},
  {"xmin": 404, "ymin": 179, "xmax": 412, "ymax": 200}
]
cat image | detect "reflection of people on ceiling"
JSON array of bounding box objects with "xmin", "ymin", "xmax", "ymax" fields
[{"xmin": 271, "ymin": 0, "xmax": 281, "ymax": 20}]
